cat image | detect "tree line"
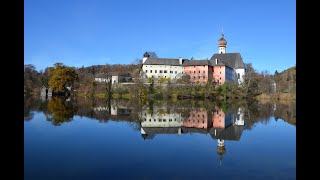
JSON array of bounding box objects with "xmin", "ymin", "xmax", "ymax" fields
[{"xmin": 24, "ymin": 60, "xmax": 296, "ymax": 100}]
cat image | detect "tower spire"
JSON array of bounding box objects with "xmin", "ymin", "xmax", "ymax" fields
[{"xmin": 218, "ymin": 32, "xmax": 227, "ymax": 54}]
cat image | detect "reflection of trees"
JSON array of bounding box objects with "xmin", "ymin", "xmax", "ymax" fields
[
  {"xmin": 274, "ymin": 101, "xmax": 296, "ymax": 126},
  {"xmin": 47, "ymin": 97, "xmax": 77, "ymax": 126},
  {"xmin": 24, "ymin": 96, "xmax": 48, "ymax": 121},
  {"xmin": 243, "ymin": 100, "xmax": 296, "ymax": 129},
  {"xmin": 24, "ymin": 94, "xmax": 296, "ymax": 130}
]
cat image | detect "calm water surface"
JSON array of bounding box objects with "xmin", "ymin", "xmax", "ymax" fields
[{"xmin": 24, "ymin": 96, "xmax": 296, "ymax": 180}]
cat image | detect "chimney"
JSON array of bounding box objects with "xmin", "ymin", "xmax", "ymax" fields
[{"xmin": 179, "ymin": 57, "xmax": 182, "ymax": 64}]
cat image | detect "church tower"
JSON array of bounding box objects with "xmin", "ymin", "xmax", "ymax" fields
[
  {"xmin": 217, "ymin": 139, "xmax": 226, "ymax": 166},
  {"xmin": 142, "ymin": 52, "xmax": 150, "ymax": 64},
  {"xmin": 218, "ymin": 33, "xmax": 227, "ymax": 54}
]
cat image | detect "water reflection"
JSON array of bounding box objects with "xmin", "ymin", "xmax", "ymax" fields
[
  {"xmin": 24, "ymin": 96, "xmax": 296, "ymax": 128},
  {"xmin": 139, "ymin": 104, "xmax": 246, "ymax": 164},
  {"xmin": 24, "ymin": 96, "xmax": 296, "ymax": 179}
]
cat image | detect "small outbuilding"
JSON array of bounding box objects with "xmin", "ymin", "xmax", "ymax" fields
[{"xmin": 40, "ymin": 85, "xmax": 52, "ymax": 97}]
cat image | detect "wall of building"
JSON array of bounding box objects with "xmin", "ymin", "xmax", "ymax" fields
[
  {"xmin": 142, "ymin": 65, "xmax": 184, "ymax": 79},
  {"xmin": 234, "ymin": 107, "xmax": 245, "ymax": 125},
  {"xmin": 225, "ymin": 66, "xmax": 237, "ymax": 84},
  {"xmin": 111, "ymin": 76, "xmax": 119, "ymax": 84},
  {"xmin": 140, "ymin": 109, "xmax": 183, "ymax": 127},
  {"xmin": 235, "ymin": 68, "xmax": 245, "ymax": 85},
  {"xmin": 212, "ymin": 108, "xmax": 226, "ymax": 128},
  {"xmin": 213, "ymin": 66, "xmax": 226, "ymax": 85},
  {"xmin": 184, "ymin": 65, "xmax": 212, "ymax": 84},
  {"xmin": 182, "ymin": 108, "xmax": 212, "ymax": 129}
]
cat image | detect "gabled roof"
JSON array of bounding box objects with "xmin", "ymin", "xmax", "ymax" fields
[
  {"xmin": 209, "ymin": 125, "xmax": 244, "ymax": 141},
  {"xmin": 210, "ymin": 53, "xmax": 245, "ymax": 69},
  {"xmin": 181, "ymin": 127, "xmax": 210, "ymax": 134},
  {"xmin": 143, "ymin": 58, "xmax": 187, "ymax": 66},
  {"xmin": 183, "ymin": 59, "xmax": 212, "ymax": 66},
  {"xmin": 141, "ymin": 127, "xmax": 181, "ymax": 134}
]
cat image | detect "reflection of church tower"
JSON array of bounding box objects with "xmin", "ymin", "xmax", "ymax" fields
[
  {"xmin": 218, "ymin": 33, "xmax": 227, "ymax": 54},
  {"xmin": 217, "ymin": 139, "xmax": 226, "ymax": 165}
]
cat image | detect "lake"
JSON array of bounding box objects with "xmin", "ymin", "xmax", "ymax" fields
[{"xmin": 24, "ymin": 96, "xmax": 296, "ymax": 180}]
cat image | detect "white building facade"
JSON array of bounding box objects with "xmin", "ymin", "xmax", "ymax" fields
[
  {"xmin": 142, "ymin": 64, "xmax": 184, "ymax": 79},
  {"xmin": 140, "ymin": 109, "xmax": 183, "ymax": 128}
]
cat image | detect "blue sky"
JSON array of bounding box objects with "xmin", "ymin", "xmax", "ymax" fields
[{"xmin": 25, "ymin": 0, "xmax": 295, "ymax": 74}]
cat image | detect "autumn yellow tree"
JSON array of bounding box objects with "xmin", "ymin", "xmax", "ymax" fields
[
  {"xmin": 48, "ymin": 63, "xmax": 79, "ymax": 93},
  {"xmin": 47, "ymin": 97, "xmax": 77, "ymax": 126}
]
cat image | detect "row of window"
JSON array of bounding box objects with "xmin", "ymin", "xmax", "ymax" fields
[
  {"xmin": 187, "ymin": 120, "xmax": 206, "ymax": 123},
  {"xmin": 192, "ymin": 66, "xmax": 207, "ymax": 68},
  {"xmin": 144, "ymin": 118, "xmax": 179, "ymax": 122},
  {"xmin": 191, "ymin": 114, "xmax": 206, "ymax": 117},
  {"xmin": 189, "ymin": 70, "xmax": 207, "ymax": 74},
  {"xmin": 146, "ymin": 70, "xmax": 179, "ymax": 74},
  {"xmin": 145, "ymin": 66, "xmax": 179, "ymax": 68}
]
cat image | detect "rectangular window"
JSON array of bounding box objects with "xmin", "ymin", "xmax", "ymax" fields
[
  {"xmin": 190, "ymin": 71, "xmax": 192, "ymax": 73},
  {"xmin": 199, "ymin": 71, "xmax": 200, "ymax": 73},
  {"xmin": 194, "ymin": 71, "xmax": 196, "ymax": 73},
  {"xmin": 170, "ymin": 71, "xmax": 173, "ymax": 73},
  {"xmin": 198, "ymin": 76, "xmax": 200, "ymax": 79},
  {"xmin": 203, "ymin": 71, "xmax": 205, "ymax": 73},
  {"xmin": 160, "ymin": 70, "xmax": 163, "ymax": 73},
  {"xmin": 220, "ymin": 72, "xmax": 221, "ymax": 74},
  {"xmin": 175, "ymin": 71, "xmax": 177, "ymax": 74},
  {"xmin": 155, "ymin": 70, "xmax": 157, "ymax": 73},
  {"xmin": 164, "ymin": 70, "xmax": 167, "ymax": 73},
  {"xmin": 163, "ymin": 119, "xmax": 166, "ymax": 122},
  {"xmin": 194, "ymin": 76, "xmax": 196, "ymax": 79},
  {"xmin": 158, "ymin": 119, "xmax": 162, "ymax": 122},
  {"xmin": 150, "ymin": 70, "xmax": 152, "ymax": 73},
  {"xmin": 146, "ymin": 70, "xmax": 148, "ymax": 73}
]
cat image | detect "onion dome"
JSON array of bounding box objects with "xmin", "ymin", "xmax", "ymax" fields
[
  {"xmin": 217, "ymin": 146, "xmax": 226, "ymax": 160},
  {"xmin": 218, "ymin": 34, "xmax": 227, "ymax": 47}
]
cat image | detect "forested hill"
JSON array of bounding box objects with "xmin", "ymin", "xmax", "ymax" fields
[
  {"xmin": 274, "ymin": 65, "xmax": 296, "ymax": 93},
  {"xmin": 78, "ymin": 64, "xmax": 141, "ymax": 78}
]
